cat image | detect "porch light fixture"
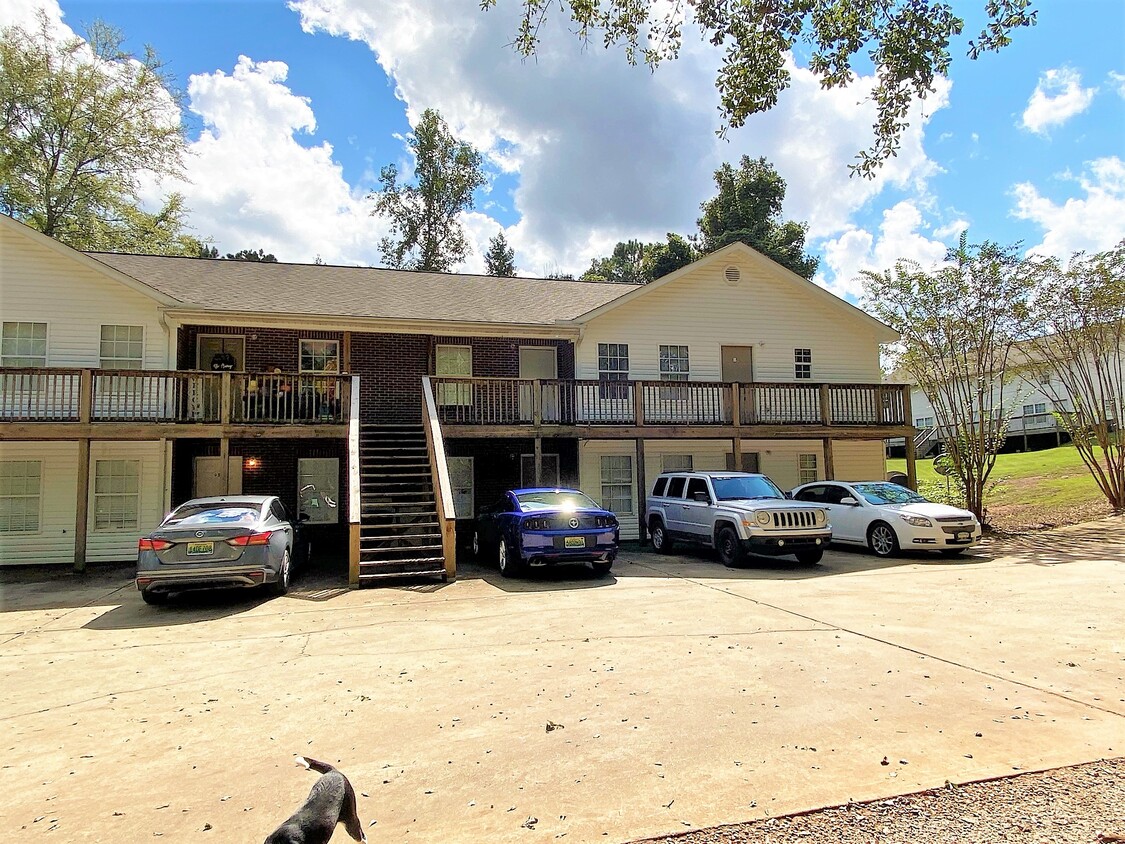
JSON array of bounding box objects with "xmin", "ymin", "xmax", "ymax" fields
[{"xmin": 244, "ymin": 457, "xmax": 262, "ymax": 470}]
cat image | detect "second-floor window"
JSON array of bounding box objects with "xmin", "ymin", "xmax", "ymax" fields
[
  {"xmin": 598, "ymin": 343, "xmax": 629, "ymax": 399},
  {"xmin": 1, "ymin": 322, "xmax": 47, "ymax": 367},
  {"xmin": 915, "ymin": 416, "xmax": 935, "ymax": 428},
  {"xmin": 1023, "ymin": 402, "xmax": 1047, "ymax": 416},
  {"xmin": 794, "ymin": 348, "xmax": 812, "ymax": 379},
  {"xmin": 300, "ymin": 339, "xmax": 340, "ymax": 373},
  {"xmin": 100, "ymin": 325, "xmax": 144, "ymax": 369},
  {"xmin": 659, "ymin": 345, "xmax": 689, "ymax": 381}
]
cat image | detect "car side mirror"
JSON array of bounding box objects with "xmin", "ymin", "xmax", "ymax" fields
[
  {"xmin": 692, "ymin": 491, "xmax": 711, "ymax": 503},
  {"xmin": 839, "ymin": 496, "xmax": 858, "ymax": 506}
]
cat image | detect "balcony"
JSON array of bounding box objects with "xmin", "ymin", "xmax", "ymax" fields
[
  {"xmin": 0, "ymin": 368, "xmax": 354, "ymax": 439},
  {"xmin": 426, "ymin": 377, "xmax": 912, "ymax": 440}
]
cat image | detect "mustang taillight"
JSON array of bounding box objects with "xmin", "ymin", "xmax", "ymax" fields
[
  {"xmin": 228, "ymin": 531, "xmax": 274, "ymax": 547},
  {"xmin": 594, "ymin": 516, "xmax": 617, "ymax": 528},
  {"xmin": 523, "ymin": 518, "xmax": 551, "ymax": 531},
  {"xmin": 138, "ymin": 538, "xmax": 173, "ymax": 552}
]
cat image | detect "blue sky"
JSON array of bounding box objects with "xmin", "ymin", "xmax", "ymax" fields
[{"xmin": 5, "ymin": 0, "xmax": 1123, "ymax": 297}]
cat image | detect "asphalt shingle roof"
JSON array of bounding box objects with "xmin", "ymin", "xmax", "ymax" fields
[{"xmin": 88, "ymin": 253, "xmax": 632, "ymax": 325}]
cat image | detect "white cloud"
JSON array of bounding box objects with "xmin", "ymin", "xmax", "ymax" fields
[
  {"xmin": 1011, "ymin": 156, "xmax": 1125, "ymax": 258},
  {"xmin": 290, "ymin": 0, "xmax": 947, "ymax": 271},
  {"xmin": 1110, "ymin": 71, "xmax": 1125, "ymax": 98},
  {"xmin": 1021, "ymin": 67, "xmax": 1096, "ymax": 135},
  {"xmin": 141, "ymin": 56, "xmax": 388, "ymax": 264},
  {"xmin": 817, "ymin": 202, "xmax": 950, "ymax": 299}
]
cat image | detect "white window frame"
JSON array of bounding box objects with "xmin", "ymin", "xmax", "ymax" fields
[
  {"xmin": 661, "ymin": 454, "xmax": 694, "ymax": 472},
  {"xmin": 600, "ymin": 455, "xmax": 634, "ymax": 515},
  {"xmin": 659, "ymin": 344, "xmax": 690, "ymax": 381},
  {"xmin": 794, "ymin": 348, "xmax": 812, "ymax": 380},
  {"xmin": 93, "ymin": 459, "xmax": 141, "ymax": 532},
  {"xmin": 520, "ymin": 453, "xmax": 560, "ymax": 487},
  {"xmin": 915, "ymin": 416, "xmax": 935, "ymax": 428},
  {"xmin": 435, "ymin": 344, "xmax": 473, "ymax": 406},
  {"xmin": 798, "ymin": 453, "xmax": 818, "ymax": 485},
  {"xmin": 0, "ymin": 460, "xmax": 42, "ymax": 534},
  {"xmin": 298, "ymin": 457, "xmax": 340, "ymax": 525},
  {"xmin": 1023, "ymin": 402, "xmax": 1047, "ymax": 416},
  {"xmin": 1, "ymin": 322, "xmax": 48, "ymax": 367},
  {"xmin": 597, "ymin": 343, "xmax": 629, "ymax": 399},
  {"xmin": 299, "ymin": 339, "xmax": 341, "ymax": 374},
  {"xmin": 99, "ymin": 325, "xmax": 144, "ymax": 370}
]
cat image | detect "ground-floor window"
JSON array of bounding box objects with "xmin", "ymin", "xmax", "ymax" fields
[
  {"xmin": 725, "ymin": 452, "xmax": 760, "ymax": 473},
  {"xmin": 798, "ymin": 453, "xmax": 819, "ymax": 485},
  {"xmin": 298, "ymin": 458, "xmax": 340, "ymax": 524},
  {"xmin": 520, "ymin": 453, "xmax": 560, "ymax": 487},
  {"xmin": 0, "ymin": 460, "xmax": 41, "ymax": 533},
  {"xmin": 93, "ymin": 459, "xmax": 140, "ymax": 531},
  {"xmin": 600, "ymin": 455, "xmax": 633, "ymax": 514},
  {"xmin": 661, "ymin": 454, "xmax": 693, "ymax": 472}
]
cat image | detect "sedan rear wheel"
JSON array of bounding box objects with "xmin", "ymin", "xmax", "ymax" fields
[
  {"xmin": 498, "ymin": 538, "xmax": 521, "ymax": 578},
  {"xmin": 269, "ymin": 549, "xmax": 291, "ymax": 596}
]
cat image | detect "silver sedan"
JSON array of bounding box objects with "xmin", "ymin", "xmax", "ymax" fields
[{"xmin": 135, "ymin": 495, "xmax": 307, "ymax": 605}]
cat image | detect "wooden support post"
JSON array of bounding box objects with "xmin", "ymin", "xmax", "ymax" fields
[
  {"xmin": 349, "ymin": 524, "xmax": 361, "ymax": 586},
  {"xmin": 220, "ymin": 371, "xmax": 232, "ymax": 425},
  {"xmin": 342, "ymin": 331, "xmax": 352, "ymax": 372},
  {"xmin": 78, "ymin": 369, "xmax": 93, "ymax": 424},
  {"xmin": 534, "ymin": 436, "xmax": 543, "ymax": 486},
  {"xmin": 902, "ymin": 387, "xmax": 917, "ymax": 490},
  {"xmin": 635, "ymin": 438, "xmax": 647, "ymax": 543},
  {"xmin": 819, "ymin": 384, "xmax": 832, "ymax": 426},
  {"xmin": 633, "ymin": 381, "xmax": 645, "ymax": 427},
  {"xmin": 822, "ymin": 437, "xmax": 835, "ymax": 480},
  {"xmin": 73, "ymin": 438, "xmax": 90, "ymax": 573},
  {"xmin": 731, "ymin": 383, "xmax": 743, "ymax": 472},
  {"xmin": 219, "ymin": 436, "xmax": 230, "ymax": 494}
]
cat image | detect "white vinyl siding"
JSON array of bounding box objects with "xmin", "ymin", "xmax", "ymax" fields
[
  {"xmin": 1, "ymin": 322, "xmax": 48, "ymax": 367},
  {"xmin": 99, "ymin": 325, "xmax": 145, "ymax": 369},
  {"xmin": 830, "ymin": 441, "xmax": 885, "ymax": 482},
  {"xmin": 0, "ymin": 460, "xmax": 42, "ymax": 533},
  {"xmin": 575, "ymin": 255, "xmax": 884, "ymax": 383},
  {"xmin": 0, "ymin": 224, "xmax": 171, "ymax": 369},
  {"xmin": 93, "ymin": 459, "xmax": 141, "ymax": 531}
]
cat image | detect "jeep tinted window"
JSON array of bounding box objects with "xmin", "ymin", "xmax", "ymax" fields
[
  {"xmin": 685, "ymin": 477, "xmax": 710, "ymax": 501},
  {"xmin": 652, "ymin": 477, "xmax": 668, "ymax": 496},
  {"xmin": 667, "ymin": 476, "xmax": 686, "ymax": 498}
]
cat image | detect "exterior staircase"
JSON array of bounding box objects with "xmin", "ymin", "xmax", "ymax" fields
[{"xmin": 357, "ymin": 423, "xmax": 447, "ymax": 584}]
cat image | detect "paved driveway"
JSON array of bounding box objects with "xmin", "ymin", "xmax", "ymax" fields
[{"xmin": 1, "ymin": 519, "xmax": 1123, "ymax": 842}]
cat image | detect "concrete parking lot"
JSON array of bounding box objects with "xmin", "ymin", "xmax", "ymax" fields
[{"xmin": 2, "ymin": 519, "xmax": 1123, "ymax": 842}]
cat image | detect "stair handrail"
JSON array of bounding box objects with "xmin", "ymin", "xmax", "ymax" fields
[
  {"xmin": 422, "ymin": 376, "xmax": 457, "ymax": 580},
  {"xmin": 348, "ymin": 375, "xmax": 361, "ymax": 585}
]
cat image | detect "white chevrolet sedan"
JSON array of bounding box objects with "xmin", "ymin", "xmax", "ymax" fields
[{"xmin": 790, "ymin": 481, "xmax": 981, "ymax": 558}]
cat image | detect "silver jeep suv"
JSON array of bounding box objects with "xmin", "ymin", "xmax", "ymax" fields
[{"xmin": 645, "ymin": 471, "xmax": 832, "ymax": 565}]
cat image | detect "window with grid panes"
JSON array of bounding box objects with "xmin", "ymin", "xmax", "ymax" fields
[
  {"xmin": 93, "ymin": 460, "xmax": 140, "ymax": 531},
  {"xmin": 597, "ymin": 343, "xmax": 629, "ymax": 399},
  {"xmin": 1, "ymin": 322, "xmax": 47, "ymax": 367},
  {"xmin": 915, "ymin": 416, "xmax": 934, "ymax": 428},
  {"xmin": 0, "ymin": 461, "xmax": 41, "ymax": 533},
  {"xmin": 659, "ymin": 344, "xmax": 689, "ymax": 400},
  {"xmin": 299, "ymin": 339, "xmax": 340, "ymax": 373},
  {"xmin": 798, "ymin": 453, "xmax": 818, "ymax": 485},
  {"xmin": 661, "ymin": 454, "xmax": 693, "ymax": 472},
  {"xmin": 1023, "ymin": 402, "xmax": 1047, "ymax": 416},
  {"xmin": 600, "ymin": 455, "xmax": 634, "ymax": 515},
  {"xmin": 99, "ymin": 325, "xmax": 144, "ymax": 369},
  {"xmin": 794, "ymin": 348, "xmax": 812, "ymax": 379}
]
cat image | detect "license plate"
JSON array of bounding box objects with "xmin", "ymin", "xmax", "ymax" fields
[
  {"xmin": 564, "ymin": 536, "xmax": 586, "ymax": 549},
  {"xmin": 956, "ymin": 531, "xmax": 971, "ymax": 541},
  {"xmin": 187, "ymin": 541, "xmax": 214, "ymax": 556}
]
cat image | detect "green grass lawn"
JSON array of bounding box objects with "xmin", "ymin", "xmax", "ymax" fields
[{"xmin": 888, "ymin": 444, "xmax": 1114, "ymax": 530}]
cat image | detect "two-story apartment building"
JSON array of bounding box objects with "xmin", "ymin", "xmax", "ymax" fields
[{"xmin": 0, "ymin": 214, "xmax": 915, "ymax": 583}]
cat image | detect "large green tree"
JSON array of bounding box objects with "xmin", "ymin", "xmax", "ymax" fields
[
  {"xmin": 0, "ymin": 13, "xmax": 193, "ymax": 253},
  {"xmin": 582, "ymin": 239, "xmax": 650, "ymax": 284},
  {"xmin": 225, "ymin": 248, "xmax": 278, "ymax": 262},
  {"xmin": 698, "ymin": 156, "xmax": 818, "ymax": 279},
  {"xmin": 484, "ymin": 230, "xmax": 517, "ymax": 276},
  {"xmin": 483, "ymin": 0, "xmax": 1035, "ymax": 176},
  {"xmin": 371, "ymin": 108, "xmax": 487, "ymax": 272}
]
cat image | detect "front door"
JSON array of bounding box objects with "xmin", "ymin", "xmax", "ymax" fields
[
  {"xmin": 518, "ymin": 346, "xmax": 559, "ymax": 421},
  {"xmin": 193, "ymin": 456, "xmax": 244, "ymax": 498},
  {"xmin": 197, "ymin": 335, "xmax": 246, "ymax": 371},
  {"xmin": 721, "ymin": 345, "xmax": 753, "ymax": 382},
  {"xmin": 446, "ymin": 456, "xmax": 474, "ymax": 519}
]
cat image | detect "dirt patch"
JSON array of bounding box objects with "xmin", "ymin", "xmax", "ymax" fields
[
  {"xmin": 633, "ymin": 758, "xmax": 1125, "ymax": 843},
  {"xmin": 986, "ymin": 498, "xmax": 1114, "ymax": 534}
]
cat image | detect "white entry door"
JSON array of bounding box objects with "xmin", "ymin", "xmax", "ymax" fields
[
  {"xmin": 194, "ymin": 456, "xmax": 243, "ymax": 498},
  {"xmin": 446, "ymin": 456, "xmax": 474, "ymax": 519},
  {"xmin": 519, "ymin": 346, "xmax": 559, "ymax": 421}
]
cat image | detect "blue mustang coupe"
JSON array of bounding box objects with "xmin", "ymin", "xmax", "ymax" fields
[{"xmin": 472, "ymin": 488, "xmax": 619, "ymax": 577}]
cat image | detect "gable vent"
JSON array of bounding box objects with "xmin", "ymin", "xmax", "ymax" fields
[{"xmin": 724, "ymin": 265, "xmax": 741, "ymax": 285}]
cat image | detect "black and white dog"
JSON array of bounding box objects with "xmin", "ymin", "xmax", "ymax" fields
[{"xmin": 264, "ymin": 756, "xmax": 367, "ymax": 844}]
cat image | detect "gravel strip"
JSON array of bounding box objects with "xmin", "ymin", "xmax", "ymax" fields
[{"xmin": 631, "ymin": 758, "xmax": 1125, "ymax": 844}]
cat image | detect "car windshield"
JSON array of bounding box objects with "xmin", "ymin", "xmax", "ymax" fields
[
  {"xmin": 710, "ymin": 475, "xmax": 785, "ymax": 501},
  {"xmin": 851, "ymin": 483, "xmax": 929, "ymax": 505},
  {"xmin": 164, "ymin": 505, "xmax": 261, "ymax": 527},
  {"xmin": 515, "ymin": 491, "xmax": 599, "ymax": 512}
]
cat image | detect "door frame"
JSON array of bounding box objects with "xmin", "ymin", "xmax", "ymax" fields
[
  {"xmin": 196, "ymin": 334, "xmax": 247, "ymax": 371},
  {"xmin": 720, "ymin": 344, "xmax": 754, "ymax": 382}
]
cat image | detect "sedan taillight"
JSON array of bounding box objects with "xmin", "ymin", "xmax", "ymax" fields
[
  {"xmin": 228, "ymin": 531, "xmax": 274, "ymax": 547},
  {"xmin": 138, "ymin": 538, "xmax": 173, "ymax": 552}
]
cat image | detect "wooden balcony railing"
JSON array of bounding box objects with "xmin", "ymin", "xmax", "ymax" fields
[
  {"xmin": 428, "ymin": 377, "xmax": 908, "ymax": 428},
  {"xmin": 1, "ymin": 368, "xmax": 351, "ymax": 425}
]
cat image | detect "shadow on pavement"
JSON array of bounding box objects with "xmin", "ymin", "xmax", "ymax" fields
[{"xmin": 457, "ymin": 559, "xmax": 618, "ymax": 592}]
